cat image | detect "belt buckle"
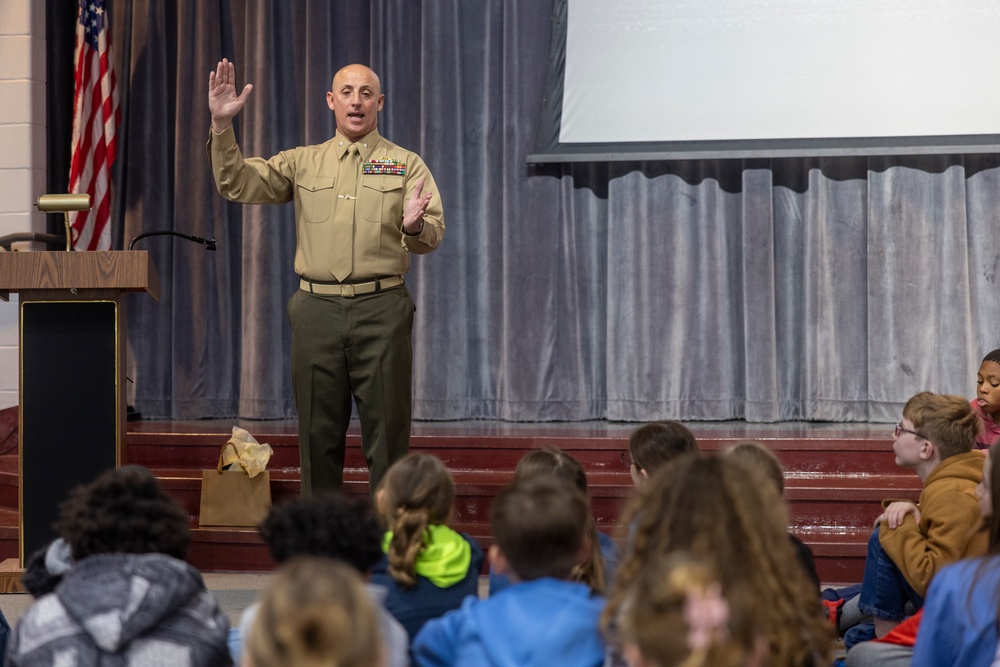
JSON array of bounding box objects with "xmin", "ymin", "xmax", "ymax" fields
[{"xmin": 342, "ymin": 283, "xmax": 356, "ymax": 298}]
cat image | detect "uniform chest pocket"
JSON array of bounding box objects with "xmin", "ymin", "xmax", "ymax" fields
[
  {"xmin": 359, "ymin": 177, "xmax": 404, "ymax": 224},
  {"xmin": 296, "ymin": 175, "xmax": 336, "ymax": 223}
]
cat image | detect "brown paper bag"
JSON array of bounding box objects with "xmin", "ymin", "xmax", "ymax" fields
[{"xmin": 199, "ymin": 442, "xmax": 272, "ymax": 527}]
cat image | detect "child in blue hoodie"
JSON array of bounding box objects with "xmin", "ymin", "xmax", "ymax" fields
[
  {"xmin": 371, "ymin": 453, "xmax": 484, "ymax": 641},
  {"xmin": 412, "ymin": 476, "xmax": 606, "ymax": 667}
]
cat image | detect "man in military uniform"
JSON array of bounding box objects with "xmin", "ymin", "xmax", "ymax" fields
[{"xmin": 207, "ymin": 59, "xmax": 444, "ymax": 495}]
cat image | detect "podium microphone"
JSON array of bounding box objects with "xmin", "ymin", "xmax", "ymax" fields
[{"xmin": 127, "ymin": 231, "xmax": 217, "ymax": 251}]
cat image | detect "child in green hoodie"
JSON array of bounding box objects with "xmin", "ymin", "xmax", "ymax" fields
[{"xmin": 371, "ymin": 453, "xmax": 484, "ymax": 641}]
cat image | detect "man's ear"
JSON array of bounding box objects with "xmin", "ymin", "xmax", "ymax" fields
[{"xmin": 326, "ymin": 91, "xmax": 336, "ymax": 111}]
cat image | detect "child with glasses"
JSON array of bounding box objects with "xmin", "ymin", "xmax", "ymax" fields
[
  {"xmin": 844, "ymin": 392, "xmax": 988, "ymax": 652},
  {"xmin": 848, "ymin": 442, "xmax": 1000, "ymax": 667}
]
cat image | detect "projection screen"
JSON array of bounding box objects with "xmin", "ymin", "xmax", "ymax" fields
[{"xmin": 529, "ymin": 0, "xmax": 1000, "ymax": 162}]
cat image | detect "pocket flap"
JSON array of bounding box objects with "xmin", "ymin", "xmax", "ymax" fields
[{"xmin": 297, "ymin": 174, "xmax": 335, "ymax": 193}]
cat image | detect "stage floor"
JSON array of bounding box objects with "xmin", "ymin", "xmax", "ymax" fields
[{"xmin": 128, "ymin": 417, "xmax": 896, "ymax": 440}]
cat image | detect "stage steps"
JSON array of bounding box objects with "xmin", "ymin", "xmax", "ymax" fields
[{"xmin": 0, "ymin": 421, "xmax": 920, "ymax": 584}]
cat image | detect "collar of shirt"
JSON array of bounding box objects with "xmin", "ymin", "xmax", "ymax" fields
[{"xmin": 334, "ymin": 129, "xmax": 381, "ymax": 161}]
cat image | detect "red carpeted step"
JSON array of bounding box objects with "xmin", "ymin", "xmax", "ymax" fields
[{"xmin": 0, "ymin": 420, "xmax": 927, "ymax": 584}]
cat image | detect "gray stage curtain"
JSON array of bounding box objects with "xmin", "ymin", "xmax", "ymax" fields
[{"xmin": 109, "ymin": 0, "xmax": 1000, "ymax": 423}]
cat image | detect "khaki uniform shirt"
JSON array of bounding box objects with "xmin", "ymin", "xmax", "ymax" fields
[{"xmin": 208, "ymin": 125, "xmax": 444, "ymax": 281}]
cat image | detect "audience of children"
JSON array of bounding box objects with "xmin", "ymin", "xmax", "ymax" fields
[
  {"xmin": 412, "ymin": 476, "xmax": 606, "ymax": 667},
  {"xmin": 370, "ymin": 453, "xmax": 484, "ymax": 640},
  {"xmin": 489, "ymin": 446, "xmax": 619, "ymax": 595},
  {"xmin": 974, "ymin": 348, "xmax": 1000, "ymax": 449},
  {"xmin": 5, "ymin": 465, "xmax": 231, "ymax": 666},
  {"xmin": 723, "ymin": 440, "xmax": 821, "ymax": 589},
  {"xmin": 604, "ymin": 455, "xmax": 833, "ymax": 666},
  {"xmin": 618, "ymin": 554, "xmax": 766, "ymax": 667},
  {"xmin": 244, "ymin": 556, "xmax": 381, "ymax": 667},
  {"xmin": 231, "ymin": 492, "xmax": 409, "ymax": 667},
  {"xmin": 625, "ymin": 420, "xmax": 699, "ymax": 486},
  {"xmin": 843, "ymin": 391, "xmax": 988, "ymax": 649},
  {"xmin": 13, "ymin": 381, "xmax": 1000, "ymax": 666}
]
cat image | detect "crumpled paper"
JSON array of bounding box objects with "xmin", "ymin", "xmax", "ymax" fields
[{"xmin": 220, "ymin": 426, "xmax": 273, "ymax": 478}]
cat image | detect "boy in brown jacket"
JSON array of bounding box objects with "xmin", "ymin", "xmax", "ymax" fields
[{"xmin": 846, "ymin": 392, "xmax": 988, "ymax": 649}]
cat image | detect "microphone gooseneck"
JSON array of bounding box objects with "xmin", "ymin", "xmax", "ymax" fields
[{"xmin": 128, "ymin": 230, "xmax": 218, "ymax": 251}]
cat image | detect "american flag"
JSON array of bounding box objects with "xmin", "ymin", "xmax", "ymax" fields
[{"xmin": 68, "ymin": 0, "xmax": 120, "ymax": 251}]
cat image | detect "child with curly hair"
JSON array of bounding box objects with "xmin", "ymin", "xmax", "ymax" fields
[
  {"xmin": 6, "ymin": 465, "xmax": 231, "ymax": 666},
  {"xmin": 619, "ymin": 554, "xmax": 766, "ymax": 667},
  {"xmin": 230, "ymin": 492, "xmax": 408, "ymax": 667},
  {"xmin": 370, "ymin": 453, "xmax": 484, "ymax": 640},
  {"xmin": 603, "ymin": 455, "xmax": 833, "ymax": 667}
]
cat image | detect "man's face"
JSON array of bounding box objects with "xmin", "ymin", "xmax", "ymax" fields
[{"xmin": 327, "ymin": 65, "xmax": 384, "ymax": 142}]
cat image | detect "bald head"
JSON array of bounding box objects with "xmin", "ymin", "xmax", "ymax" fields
[
  {"xmin": 332, "ymin": 65, "xmax": 381, "ymax": 97},
  {"xmin": 327, "ymin": 64, "xmax": 384, "ymax": 142}
]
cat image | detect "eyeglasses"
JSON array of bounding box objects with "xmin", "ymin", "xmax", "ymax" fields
[{"xmin": 893, "ymin": 422, "xmax": 926, "ymax": 440}]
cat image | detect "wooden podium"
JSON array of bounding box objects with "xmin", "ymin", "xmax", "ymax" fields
[{"xmin": 0, "ymin": 251, "xmax": 159, "ymax": 564}]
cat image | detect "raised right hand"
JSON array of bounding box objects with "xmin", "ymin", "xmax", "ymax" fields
[{"xmin": 208, "ymin": 58, "xmax": 253, "ymax": 133}]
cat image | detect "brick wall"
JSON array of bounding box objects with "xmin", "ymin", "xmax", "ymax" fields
[{"xmin": 0, "ymin": 1, "xmax": 46, "ymax": 409}]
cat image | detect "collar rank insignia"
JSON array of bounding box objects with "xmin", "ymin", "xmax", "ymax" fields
[{"xmin": 363, "ymin": 157, "xmax": 406, "ymax": 176}]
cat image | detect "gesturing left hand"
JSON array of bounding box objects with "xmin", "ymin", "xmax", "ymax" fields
[{"xmin": 402, "ymin": 178, "xmax": 433, "ymax": 234}]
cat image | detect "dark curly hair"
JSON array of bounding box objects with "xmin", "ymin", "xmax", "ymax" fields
[
  {"xmin": 54, "ymin": 465, "xmax": 190, "ymax": 560},
  {"xmin": 259, "ymin": 492, "xmax": 383, "ymax": 573}
]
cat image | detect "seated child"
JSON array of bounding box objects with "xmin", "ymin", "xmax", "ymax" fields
[
  {"xmin": 489, "ymin": 446, "xmax": 619, "ymax": 595},
  {"xmin": 604, "ymin": 455, "xmax": 832, "ymax": 666},
  {"xmin": 412, "ymin": 476, "xmax": 606, "ymax": 667},
  {"xmin": 849, "ymin": 440, "xmax": 1000, "ymax": 666},
  {"xmin": 245, "ymin": 556, "xmax": 381, "ymax": 667},
  {"xmin": 232, "ymin": 492, "xmax": 409, "ymax": 667},
  {"xmin": 6, "ymin": 465, "xmax": 231, "ymax": 666},
  {"xmin": 370, "ymin": 453, "xmax": 484, "ymax": 640},
  {"xmin": 911, "ymin": 441, "xmax": 1000, "ymax": 666},
  {"xmin": 724, "ymin": 440, "xmax": 820, "ymax": 589},
  {"xmin": 973, "ymin": 348, "xmax": 1000, "ymax": 449},
  {"xmin": 626, "ymin": 420, "xmax": 699, "ymax": 486},
  {"xmin": 618, "ymin": 554, "xmax": 765, "ymax": 667},
  {"xmin": 845, "ymin": 391, "xmax": 988, "ymax": 648}
]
